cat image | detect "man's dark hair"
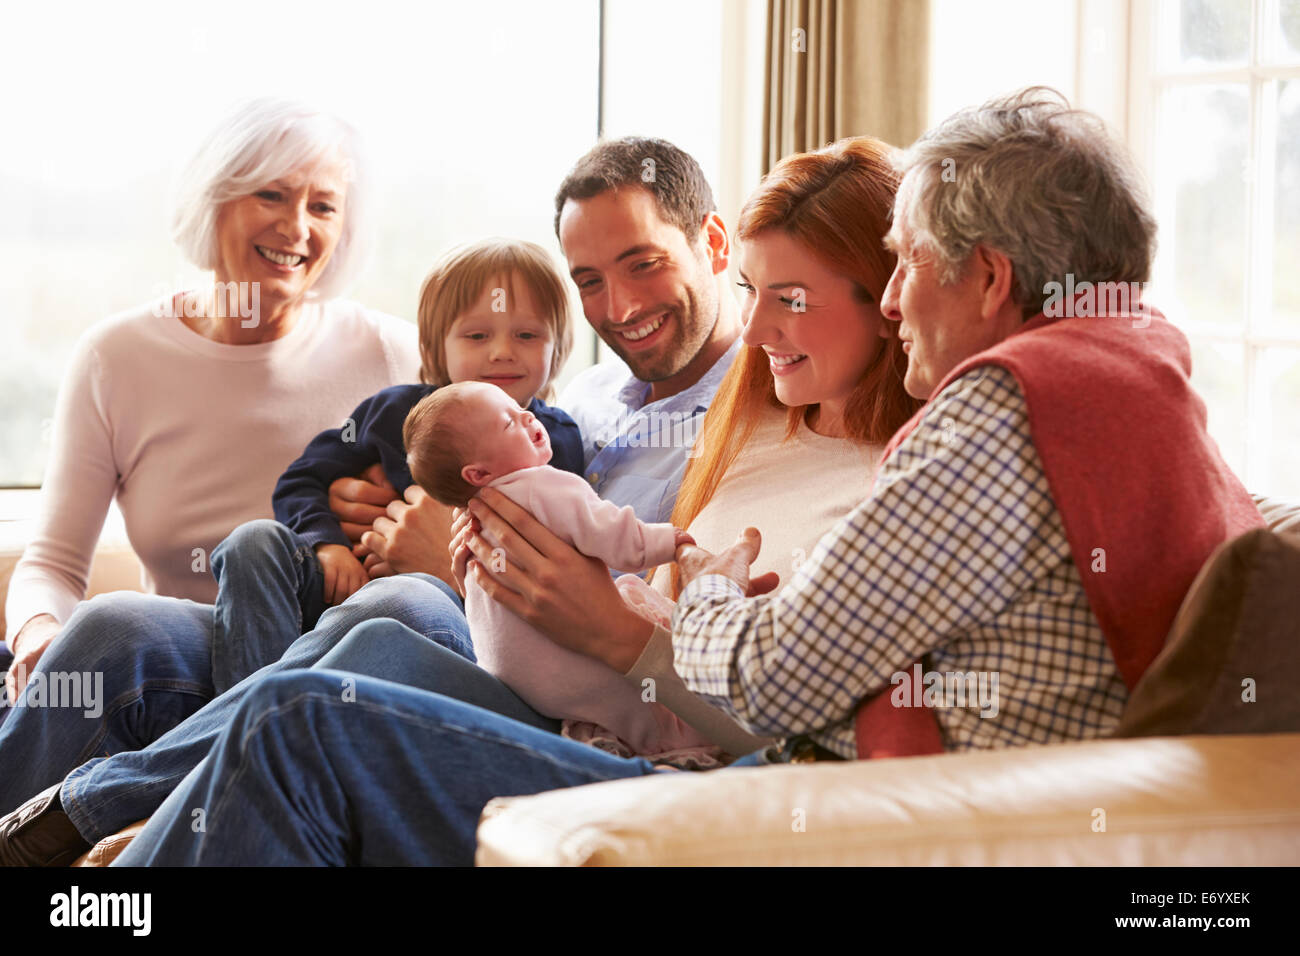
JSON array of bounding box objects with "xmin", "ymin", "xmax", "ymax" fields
[{"xmin": 553, "ymin": 136, "xmax": 716, "ymax": 242}]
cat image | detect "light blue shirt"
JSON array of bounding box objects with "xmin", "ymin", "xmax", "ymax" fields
[{"xmin": 556, "ymin": 338, "xmax": 742, "ymax": 526}]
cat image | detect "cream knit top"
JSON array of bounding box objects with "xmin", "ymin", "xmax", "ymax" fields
[{"xmin": 6, "ymin": 297, "xmax": 419, "ymax": 644}]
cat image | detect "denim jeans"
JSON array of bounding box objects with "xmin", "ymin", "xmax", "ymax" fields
[
  {"xmin": 114, "ymin": 669, "xmax": 664, "ymax": 865},
  {"xmin": 312, "ymin": 618, "xmax": 560, "ymax": 734},
  {"xmin": 0, "ymin": 641, "xmax": 13, "ymax": 729},
  {"xmin": 0, "ymin": 593, "xmax": 217, "ymax": 817},
  {"xmin": 58, "ymin": 578, "xmax": 472, "ymax": 845},
  {"xmin": 0, "ymin": 518, "xmax": 323, "ymax": 812},
  {"xmin": 0, "ymin": 522, "xmax": 473, "ymax": 840},
  {"xmin": 211, "ymin": 519, "xmax": 329, "ymax": 694},
  {"xmin": 114, "ymin": 617, "xmax": 779, "ymax": 866},
  {"xmin": 91, "ymin": 618, "xmax": 556, "ymax": 860},
  {"xmin": 0, "ymin": 519, "xmax": 317, "ymax": 749}
]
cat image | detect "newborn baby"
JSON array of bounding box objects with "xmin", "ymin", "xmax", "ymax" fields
[{"xmin": 403, "ymin": 381, "xmax": 716, "ymax": 758}]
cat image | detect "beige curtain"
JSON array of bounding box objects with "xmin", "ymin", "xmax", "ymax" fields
[{"xmin": 763, "ymin": 0, "xmax": 930, "ymax": 171}]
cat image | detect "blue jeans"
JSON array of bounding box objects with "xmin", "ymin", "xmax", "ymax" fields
[
  {"xmin": 115, "ymin": 669, "xmax": 663, "ymax": 865},
  {"xmin": 0, "ymin": 519, "xmax": 323, "ymax": 810},
  {"xmin": 211, "ymin": 519, "xmax": 329, "ymax": 694},
  {"xmin": 60, "ymin": 580, "xmax": 472, "ymax": 844},
  {"xmin": 114, "ymin": 618, "xmax": 779, "ymax": 866},
  {"xmin": 98, "ymin": 619, "xmax": 560, "ymax": 863},
  {"xmin": 0, "ymin": 524, "xmax": 473, "ymax": 839},
  {"xmin": 0, "ymin": 641, "xmax": 13, "ymax": 729},
  {"xmin": 0, "ymin": 593, "xmax": 217, "ymax": 817}
]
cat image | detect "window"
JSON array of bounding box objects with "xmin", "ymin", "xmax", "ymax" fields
[
  {"xmin": 590, "ymin": 0, "xmax": 767, "ymax": 363},
  {"xmin": 0, "ymin": 0, "xmax": 601, "ymax": 487},
  {"xmin": 928, "ymin": 0, "xmax": 1078, "ymax": 127},
  {"xmin": 1130, "ymin": 0, "xmax": 1300, "ymax": 496}
]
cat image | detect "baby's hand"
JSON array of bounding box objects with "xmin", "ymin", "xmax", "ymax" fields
[
  {"xmin": 673, "ymin": 528, "xmax": 696, "ymax": 550},
  {"xmin": 316, "ymin": 543, "xmax": 368, "ymax": 606}
]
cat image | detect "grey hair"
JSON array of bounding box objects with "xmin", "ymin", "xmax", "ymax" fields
[
  {"xmin": 893, "ymin": 86, "xmax": 1157, "ymax": 317},
  {"xmin": 171, "ymin": 98, "xmax": 369, "ymax": 300}
]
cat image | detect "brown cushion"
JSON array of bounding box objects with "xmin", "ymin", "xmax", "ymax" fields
[
  {"xmin": 72, "ymin": 819, "xmax": 150, "ymax": 867},
  {"xmin": 1115, "ymin": 528, "xmax": 1300, "ymax": 737}
]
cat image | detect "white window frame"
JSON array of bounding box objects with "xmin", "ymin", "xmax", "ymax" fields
[{"xmin": 1125, "ymin": 0, "xmax": 1300, "ymax": 490}]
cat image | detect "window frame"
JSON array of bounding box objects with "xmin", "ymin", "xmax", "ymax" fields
[{"xmin": 1126, "ymin": 0, "xmax": 1300, "ymax": 490}]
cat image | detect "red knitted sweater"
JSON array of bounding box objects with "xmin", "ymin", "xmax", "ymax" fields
[{"xmin": 853, "ymin": 308, "xmax": 1264, "ymax": 758}]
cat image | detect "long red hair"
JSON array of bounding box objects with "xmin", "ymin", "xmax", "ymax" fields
[{"xmin": 666, "ymin": 137, "xmax": 921, "ymax": 597}]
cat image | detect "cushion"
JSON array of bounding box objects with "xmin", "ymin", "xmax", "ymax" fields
[
  {"xmin": 72, "ymin": 819, "xmax": 150, "ymax": 867},
  {"xmin": 1115, "ymin": 527, "xmax": 1300, "ymax": 737}
]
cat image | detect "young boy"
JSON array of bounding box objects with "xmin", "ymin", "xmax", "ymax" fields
[{"xmin": 210, "ymin": 239, "xmax": 584, "ymax": 693}]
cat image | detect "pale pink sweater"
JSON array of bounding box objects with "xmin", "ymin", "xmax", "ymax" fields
[
  {"xmin": 465, "ymin": 465, "xmax": 708, "ymax": 755},
  {"xmin": 5, "ymin": 297, "xmax": 420, "ymax": 645}
]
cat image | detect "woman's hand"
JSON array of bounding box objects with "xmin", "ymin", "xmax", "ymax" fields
[
  {"xmin": 360, "ymin": 485, "xmax": 456, "ymax": 584},
  {"xmin": 329, "ymin": 463, "xmax": 400, "ymax": 546},
  {"xmin": 4, "ymin": 614, "xmax": 61, "ymax": 703},
  {"xmin": 465, "ymin": 487, "xmax": 654, "ymax": 673},
  {"xmin": 448, "ymin": 507, "xmax": 477, "ymax": 598},
  {"xmin": 676, "ymin": 527, "xmax": 781, "ymax": 597}
]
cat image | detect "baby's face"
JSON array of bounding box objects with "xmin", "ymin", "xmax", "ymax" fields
[{"xmin": 459, "ymin": 382, "xmax": 552, "ymax": 485}]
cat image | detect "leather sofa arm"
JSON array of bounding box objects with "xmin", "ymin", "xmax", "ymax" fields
[
  {"xmin": 477, "ymin": 733, "xmax": 1300, "ymax": 865},
  {"xmin": 73, "ymin": 819, "xmax": 149, "ymax": 867}
]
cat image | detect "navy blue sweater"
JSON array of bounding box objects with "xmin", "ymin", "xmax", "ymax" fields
[{"xmin": 272, "ymin": 384, "xmax": 584, "ymax": 550}]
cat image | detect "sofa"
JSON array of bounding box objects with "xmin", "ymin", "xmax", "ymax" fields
[
  {"xmin": 476, "ymin": 732, "xmax": 1300, "ymax": 865},
  {"xmin": 476, "ymin": 496, "xmax": 1300, "ymax": 865},
  {"xmin": 0, "ymin": 494, "xmax": 1295, "ymax": 866},
  {"xmin": 0, "ymin": 495, "xmax": 142, "ymax": 642}
]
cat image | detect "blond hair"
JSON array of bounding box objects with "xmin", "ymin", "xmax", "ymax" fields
[{"xmin": 416, "ymin": 238, "xmax": 575, "ymax": 402}]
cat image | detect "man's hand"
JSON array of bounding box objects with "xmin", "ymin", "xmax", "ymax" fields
[
  {"xmin": 328, "ymin": 463, "xmax": 400, "ymax": 546},
  {"xmin": 360, "ymin": 484, "xmax": 456, "ymax": 584},
  {"xmin": 675, "ymin": 527, "xmax": 781, "ymax": 597},
  {"xmin": 316, "ymin": 543, "xmax": 369, "ymax": 606},
  {"xmin": 5, "ymin": 614, "xmax": 60, "ymax": 704},
  {"xmin": 464, "ymin": 488, "xmax": 654, "ymax": 673}
]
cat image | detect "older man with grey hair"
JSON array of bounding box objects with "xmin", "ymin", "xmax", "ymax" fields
[
  {"xmin": 661, "ymin": 85, "xmax": 1262, "ymax": 757},
  {"xmin": 105, "ymin": 88, "xmax": 1264, "ymax": 866}
]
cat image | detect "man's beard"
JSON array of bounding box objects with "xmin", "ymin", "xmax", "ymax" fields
[
  {"xmin": 604, "ymin": 286, "xmax": 716, "ymax": 384},
  {"xmin": 605, "ymin": 308, "xmax": 685, "ymax": 381}
]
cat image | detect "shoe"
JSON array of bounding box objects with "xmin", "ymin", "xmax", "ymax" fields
[{"xmin": 0, "ymin": 784, "xmax": 91, "ymax": 866}]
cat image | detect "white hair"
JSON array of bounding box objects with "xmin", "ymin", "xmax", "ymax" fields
[
  {"xmin": 171, "ymin": 98, "xmax": 369, "ymax": 300},
  {"xmin": 893, "ymin": 86, "xmax": 1157, "ymax": 317}
]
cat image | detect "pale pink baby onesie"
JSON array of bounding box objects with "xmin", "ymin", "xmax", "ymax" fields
[{"xmin": 465, "ymin": 464, "xmax": 717, "ymax": 756}]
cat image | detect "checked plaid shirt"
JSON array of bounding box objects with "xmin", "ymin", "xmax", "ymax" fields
[{"xmin": 671, "ymin": 364, "xmax": 1129, "ymax": 758}]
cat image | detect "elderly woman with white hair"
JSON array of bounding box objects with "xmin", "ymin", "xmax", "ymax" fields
[{"xmin": 1, "ymin": 98, "xmax": 419, "ymax": 705}]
